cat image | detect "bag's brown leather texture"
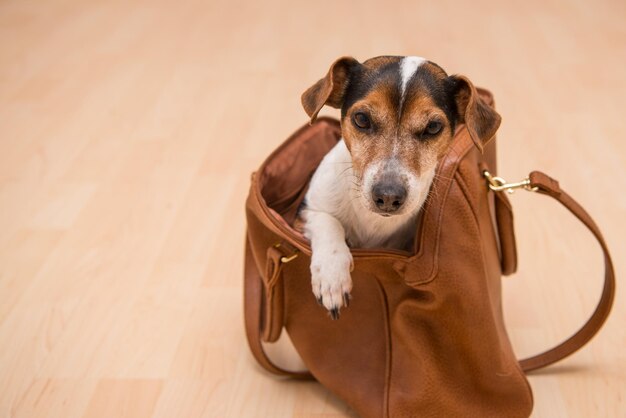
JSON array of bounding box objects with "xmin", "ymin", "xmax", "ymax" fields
[{"xmin": 243, "ymin": 90, "xmax": 615, "ymax": 417}]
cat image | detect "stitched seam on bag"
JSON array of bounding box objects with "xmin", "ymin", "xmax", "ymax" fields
[
  {"xmin": 375, "ymin": 278, "xmax": 392, "ymax": 418},
  {"xmin": 455, "ymin": 172, "xmax": 534, "ymax": 410},
  {"xmin": 451, "ymin": 176, "xmax": 483, "ymax": 259},
  {"xmin": 457, "ymin": 177, "xmax": 514, "ymax": 379},
  {"xmin": 404, "ymin": 132, "xmax": 475, "ymax": 286},
  {"xmin": 454, "ymin": 171, "xmax": 481, "ymax": 228}
]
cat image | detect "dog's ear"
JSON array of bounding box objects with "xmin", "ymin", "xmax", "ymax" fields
[
  {"xmin": 301, "ymin": 56, "xmax": 360, "ymax": 123},
  {"xmin": 449, "ymin": 75, "xmax": 501, "ymax": 152}
]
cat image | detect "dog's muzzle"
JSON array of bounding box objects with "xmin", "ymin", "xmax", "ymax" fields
[{"xmin": 372, "ymin": 181, "xmax": 407, "ymax": 213}]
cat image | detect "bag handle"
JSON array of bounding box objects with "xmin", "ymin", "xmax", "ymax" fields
[
  {"xmin": 245, "ymin": 170, "xmax": 615, "ymax": 377},
  {"xmin": 486, "ymin": 170, "xmax": 616, "ymax": 372}
]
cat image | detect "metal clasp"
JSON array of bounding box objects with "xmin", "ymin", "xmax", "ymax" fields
[
  {"xmin": 273, "ymin": 243, "xmax": 299, "ymax": 263},
  {"xmin": 483, "ymin": 170, "xmax": 538, "ymax": 194}
]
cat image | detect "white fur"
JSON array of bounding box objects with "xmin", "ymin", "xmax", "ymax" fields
[
  {"xmin": 399, "ymin": 56, "xmax": 426, "ymax": 111},
  {"xmin": 301, "ymin": 139, "xmax": 433, "ymax": 312},
  {"xmin": 359, "ymin": 156, "xmax": 434, "ymax": 226}
]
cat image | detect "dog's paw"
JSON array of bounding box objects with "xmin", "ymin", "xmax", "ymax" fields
[{"xmin": 310, "ymin": 244, "xmax": 353, "ymax": 319}]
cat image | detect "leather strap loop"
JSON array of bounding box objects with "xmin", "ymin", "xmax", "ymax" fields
[
  {"xmin": 518, "ymin": 171, "xmax": 615, "ymax": 372},
  {"xmin": 261, "ymin": 246, "xmax": 286, "ymax": 342},
  {"xmin": 494, "ymin": 190, "xmax": 518, "ymax": 275},
  {"xmin": 244, "ymin": 237, "xmax": 313, "ymax": 379}
]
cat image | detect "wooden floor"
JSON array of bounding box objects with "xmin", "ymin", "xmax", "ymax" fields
[{"xmin": 1, "ymin": 0, "xmax": 624, "ymax": 416}]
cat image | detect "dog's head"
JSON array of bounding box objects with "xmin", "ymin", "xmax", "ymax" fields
[{"xmin": 301, "ymin": 55, "xmax": 500, "ymax": 217}]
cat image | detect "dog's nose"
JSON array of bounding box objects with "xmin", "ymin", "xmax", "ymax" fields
[{"xmin": 372, "ymin": 182, "xmax": 407, "ymax": 212}]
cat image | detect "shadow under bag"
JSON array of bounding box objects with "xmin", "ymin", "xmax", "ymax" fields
[{"xmin": 243, "ymin": 89, "xmax": 615, "ymax": 418}]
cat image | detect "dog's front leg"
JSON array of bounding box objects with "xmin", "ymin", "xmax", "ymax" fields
[{"xmin": 302, "ymin": 209, "xmax": 353, "ymax": 319}]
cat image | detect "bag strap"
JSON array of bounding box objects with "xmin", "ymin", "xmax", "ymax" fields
[
  {"xmin": 245, "ymin": 170, "xmax": 615, "ymax": 377},
  {"xmin": 489, "ymin": 170, "xmax": 616, "ymax": 372},
  {"xmin": 243, "ymin": 237, "xmax": 313, "ymax": 379}
]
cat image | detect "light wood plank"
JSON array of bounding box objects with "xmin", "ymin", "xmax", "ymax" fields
[{"xmin": 1, "ymin": 0, "xmax": 624, "ymax": 416}]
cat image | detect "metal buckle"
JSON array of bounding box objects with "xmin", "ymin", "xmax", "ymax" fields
[
  {"xmin": 273, "ymin": 243, "xmax": 299, "ymax": 263},
  {"xmin": 483, "ymin": 170, "xmax": 538, "ymax": 194}
]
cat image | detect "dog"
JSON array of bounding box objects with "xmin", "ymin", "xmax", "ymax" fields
[{"xmin": 298, "ymin": 56, "xmax": 501, "ymax": 319}]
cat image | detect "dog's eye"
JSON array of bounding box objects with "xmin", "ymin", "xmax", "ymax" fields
[
  {"xmin": 352, "ymin": 112, "xmax": 372, "ymax": 130},
  {"xmin": 425, "ymin": 120, "xmax": 443, "ymax": 136}
]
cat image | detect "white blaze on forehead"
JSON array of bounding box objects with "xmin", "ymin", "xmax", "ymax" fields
[{"xmin": 399, "ymin": 56, "xmax": 426, "ymax": 111}]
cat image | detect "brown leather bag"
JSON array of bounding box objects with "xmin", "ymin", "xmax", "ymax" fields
[{"xmin": 243, "ymin": 89, "xmax": 615, "ymax": 417}]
